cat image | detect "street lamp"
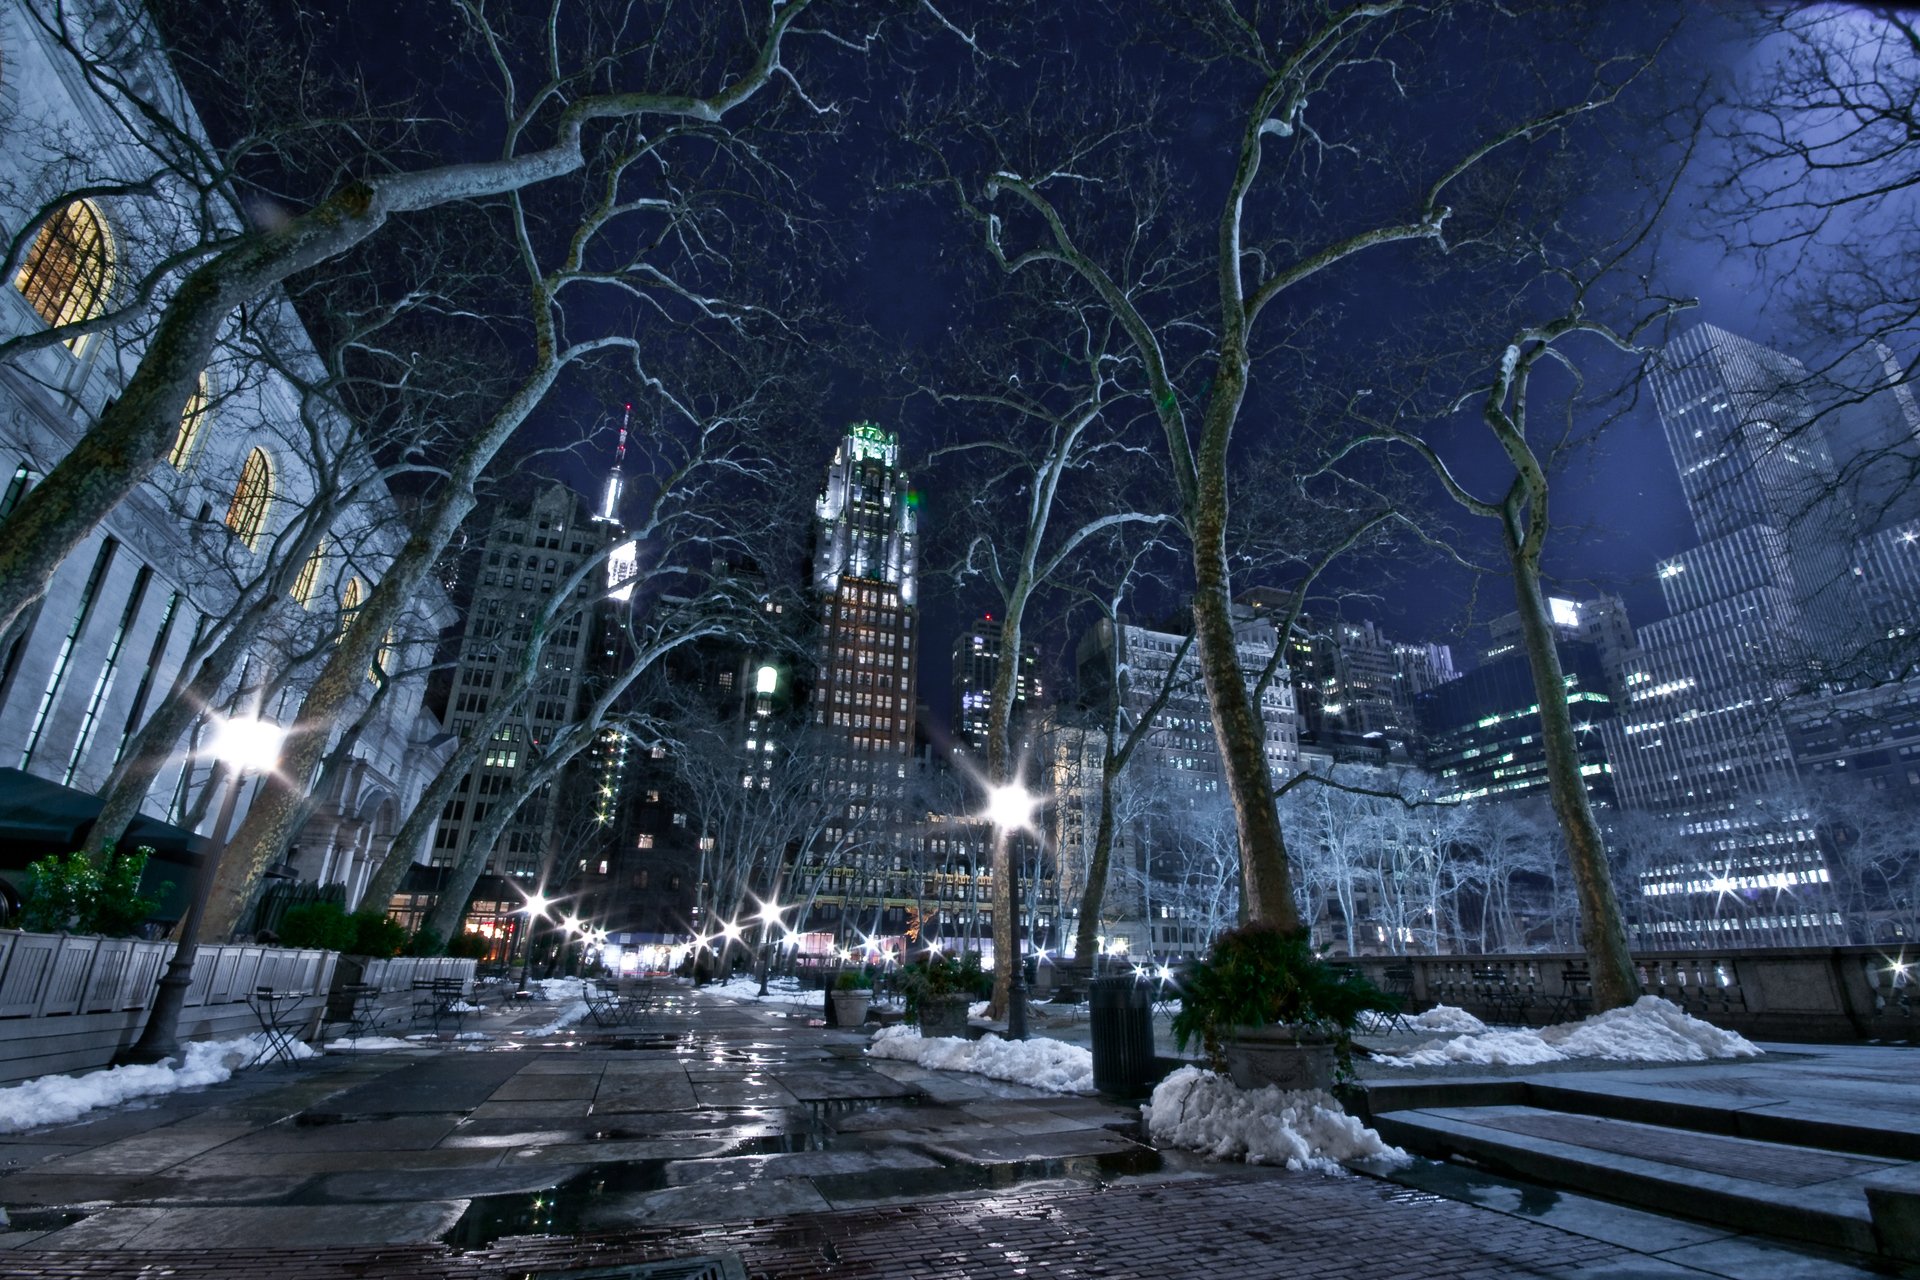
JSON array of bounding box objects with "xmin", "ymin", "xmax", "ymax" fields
[
  {"xmin": 513, "ymin": 889, "xmax": 553, "ymax": 995},
  {"xmin": 119, "ymin": 714, "xmax": 286, "ymax": 1064},
  {"xmin": 983, "ymin": 781, "xmax": 1040, "ymax": 1040}
]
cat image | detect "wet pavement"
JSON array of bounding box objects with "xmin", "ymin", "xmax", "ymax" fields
[{"xmin": 0, "ymin": 984, "xmax": 1901, "ymax": 1278}]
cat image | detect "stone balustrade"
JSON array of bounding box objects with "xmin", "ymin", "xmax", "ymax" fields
[{"xmin": 1338, "ymin": 945, "xmax": 1916, "ymax": 1042}]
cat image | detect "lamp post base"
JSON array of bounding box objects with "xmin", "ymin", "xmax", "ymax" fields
[
  {"xmin": 1007, "ymin": 964, "xmax": 1029, "ymax": 1041},
  {"xmin": 115, "ymin": 962, "xmax": 195, "ymax": 1065}
]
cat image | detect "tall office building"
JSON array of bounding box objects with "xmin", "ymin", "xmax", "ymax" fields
[
  {"xmin": 1417, "ymin": 640, "xmax": 1618, "ymax": 807},
  {"xmin": 951, "ymin": 618, "xmax": 1041, "ymax": 758},
  {"xmin": 432, "ymin": 480, "xmax": 619, "ymax": 886},
  {"xmin": 1603, "ymin": 324, "xmax": 1855, "ymax": 945},
  {"xmin": 806, "ymin": 423, "xmax": 924, "ymax": 930}
]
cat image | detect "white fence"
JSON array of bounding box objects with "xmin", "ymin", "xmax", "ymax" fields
[{"xmin": 0, "ymin": 929, "xmax": 339, "ymax": 1084}]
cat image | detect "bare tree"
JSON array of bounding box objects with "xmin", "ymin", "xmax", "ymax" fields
[
  {"xmin": 919, "ymin": 281, "xmax": 1168, "ymax": 1017},
  {"xmin": 0, "ymin": 0, "xmax": 842, "ymax": 645},
  {"xmin": 922, "ymin": 2, "xmax": 1664, "ymax": 929}
]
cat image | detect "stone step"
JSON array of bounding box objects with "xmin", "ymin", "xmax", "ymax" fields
[
  {"xmin": 1373, "ymin": 1104, "xmax": 1907, "ymax": 1254},
  {"xmin": 1363, "ymin": 1069, "xmax": 1920, "ymax": 1162}
]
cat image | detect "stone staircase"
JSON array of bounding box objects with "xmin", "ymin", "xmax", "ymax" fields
[{"xmin": 1366, "ymin": 1061, "xmax": 1920, "ymax": 1261}]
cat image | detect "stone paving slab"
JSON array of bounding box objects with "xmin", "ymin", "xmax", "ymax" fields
[
  {"xmin": 28, "ymin": 1202, "xmax": 470, "ymax": 1252},
  {"xmin": 0, "ymin": 1173, "xmax": 1635, "ymax": 1278}
]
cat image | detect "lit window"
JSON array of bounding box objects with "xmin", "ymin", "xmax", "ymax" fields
[
  {"xmin": 13, "ymin": 200, "xmax": 114, "ymax": 346},
  {"xmin": 170, "ymin": 373, "xmax": 209, "ymax": 468},
  {"xmin": 291, "ymin": 538, "xmax": 326, "ymax": 606},
  {"xmin": 338, "ymin": 577, "xmax": 362, "ymax": 642},
  {"xmin": 225, "ymin": 448, "xmax": 272, "ymax": 547},
  {"xmin": 637, "ymin": 834, "xmax": 654, "ymax": 849}
]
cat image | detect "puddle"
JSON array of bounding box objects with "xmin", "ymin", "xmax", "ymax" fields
[
  {"xmin": 811, "ymin": 1146, "xmax": 1164, "ymax": 1205},
  {"xmin": 441, "ymin": 1160, "xmax": 671, "ymax": 1248},
  {"xmin": 441, "ymin": 1113, "xmax": 1158, "ymax": 1251}
]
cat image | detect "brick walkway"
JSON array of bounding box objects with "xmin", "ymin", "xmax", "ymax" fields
[{"xmin": 0, "ymin": 1172, "xmax": 1627, "ymax": 1279}]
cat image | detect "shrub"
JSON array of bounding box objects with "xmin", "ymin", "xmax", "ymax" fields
[
  {"xmin": 403, "ymin": 926, "xmax": 445, "ymax": 957},
  {"xmin": 444, "ymin": 931, "xmax": 491, "ymax": 960},
  {"xmin": 20, "ymin": 846, "xmax": 163, "ymax": 936},
  {"xmin": 349, "ymin": 910, "xmax": 408, "ymax": 957},
  {"xmin": 899, "ymin": 951, "xmax": 988, "ymax": 1019},
  {"xmin": 276, "ymin": 901, "xmax": 356, "ymax": 951},
  {"xmin": 834, "ymin": 968, "xmax": 873, "ymax": 992},
  {"xmin": 1169, "ymin": 923, "xmax": 1394, "ymax": 1075}
]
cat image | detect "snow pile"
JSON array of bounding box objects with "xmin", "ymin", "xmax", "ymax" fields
[
  {"xmin": 1358, "ymin": 1005, "xmax": 1488, "ymax": 1035},
  {"xmin": 1143, "ymin": 1067, "xmax": 1412, "ymax": 1174},
  {"xmin": 324, "ymin": 1036, "xmax": 416, "ymax": 1052},
  {"xmin": 1381, "ymin": 997, "xmax": 1761, "ymax": 1069},
  {"xmin": 969, "ymin": 1000, "xmax": 991, "ymax": 1019},
  {"xmin": 447, "ymin": 1000, "xmax": 483, "ymax": 1014},
  {"xmin": 704, "ymin": 976, "xmax": 816, "ymax": 1005},
  {"xmin": 868, "ymin": 1026, "xmax": 1094, "ymax": 1093},
  {"xmin": 0, "ymin": 1036, "xmax": 317, "ymax": 1134},
  {"xmin": 529, "ymin": 977, "xmax": 602, "ymax": 1002}
]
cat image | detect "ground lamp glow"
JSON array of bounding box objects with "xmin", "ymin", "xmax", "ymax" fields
[{"xmin": 120, "ymin": 716, "xmax": 284, "ymax": 1065}]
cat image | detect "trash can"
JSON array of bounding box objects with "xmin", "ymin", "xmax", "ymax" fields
[{"xmin": 1090, "ymin": 975, "xmax": 1155, "ymax": 1095}]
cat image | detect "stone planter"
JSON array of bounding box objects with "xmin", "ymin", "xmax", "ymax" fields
[
  {"xmin": 830, "ymin": 991, "xmax": 872, "ymax": 1027},
  {"xmin": 916, "ymin": 993, "xmax": 972, "ymax": 1039},
  {"xmin": 1223, "ymin": 1024, "xmax": 1338, "ymax": 1092}
]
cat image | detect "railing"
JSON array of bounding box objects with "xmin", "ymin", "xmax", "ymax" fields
[
  {"xmin": 352, "ymin": 955, "xmax": 476, "ymax": 993},
  {"xmin": 1338, "ymin": 945, "xmax": 1917, "ymax": 1042},
  {"xmin": 0, "ymin": 929, "xmax": 335, "ymax": 1019}
]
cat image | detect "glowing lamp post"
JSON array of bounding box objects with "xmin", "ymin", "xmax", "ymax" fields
[
  {"xmin": 513, "ymin": 890, "xmax": 553, "ymax": 995},
  {"xmin": 984, "ymin": 782, "xmax": 1040, "ymax": 1040},
  {"xmin": 120, "ymin": 715, "xmax": 286, "ymax": 1064}
]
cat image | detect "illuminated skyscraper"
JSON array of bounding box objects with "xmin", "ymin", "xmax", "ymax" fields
[{"xmin": 807, "ymin": 424, "xmax": 921, "ymax": 931}]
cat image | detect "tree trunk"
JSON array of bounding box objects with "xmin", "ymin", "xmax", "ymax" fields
[
  {"xmin": 1506, "ymin": 539, "xmax": 1638, "ymax": 1012},
  {"xmin": 984, "ymin": 605, "xmax": 1025, "ymax": 1018},
  {"xmin": 421, "ymin": 742, "xmax": 577, "ymax": 943},
  {"xmin": 1071, "ymin": 759, "xmax": 1120, "ymax": 978},
  {"xmin": 1188, "ymin": 503, "xmax": 1297, "ymax": 930}
]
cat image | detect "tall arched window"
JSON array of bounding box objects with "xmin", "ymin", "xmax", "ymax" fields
[
  {"xmin": 13, "ymin": 200, "xmax": 114, "ymax": 346},
  {"xmin": 290, "ymin": 538, "xmax": 326, "ymax": 606},
  {"xmin": 224, "ymin": 447, "xmax": 272, "ymax": 548},
  {"xmin": 338, "ymin": 577, "xmax": 362, "ymax": 642},
  {"xmin": 169, "ymin": 373, "xmax": 209, "ymax": 469}
]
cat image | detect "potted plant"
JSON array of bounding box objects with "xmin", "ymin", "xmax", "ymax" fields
[
  {"xmin": 830, "ymin": 968, "xmax": 873, "ymax": 1027},
  {"xmin": 901, "ymin": 951, "xmax": 987, "ymax": 1039},
  {"xmin": 1170, "ymin": 923, "xmax": 1394, "ymax": 1092}
]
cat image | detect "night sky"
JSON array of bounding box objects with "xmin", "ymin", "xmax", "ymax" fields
[{"xmin": 169, "ymin": 2, "xmax": 1848, "ymax": 731}]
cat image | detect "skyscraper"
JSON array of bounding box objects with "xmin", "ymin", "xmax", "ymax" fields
[
  {"xmin": 951, "ymin": 617, "xmax": 1041, "ymax": 758},
  {"xmin": 1603, "ymin": 324, "xmax": 1854, "ymax": 945},
  {"xmin": 806, "ymin": 424, "xmax": 923, "ymax": 933}
]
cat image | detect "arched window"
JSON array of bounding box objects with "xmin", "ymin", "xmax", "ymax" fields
[
  {"xmin": 338, "ymin": 576, "xmax": 362, "ymax": 644},
  {"xmin": 169, "ymin": 373, "xmax": 209, "ymax": 469},
  {"xmin": 373, "ymin": 626, "xmax": 396, "ymax": 682},
  {"xmin": 224, "ymin": 447, "xmax": 271, "ymax": 548},
  {"xmin": 290, "ymin": 538, "xmax": 326, "ymax": 606},
  {"xmin": 13, "ymin": 200, "xmax": 114, "ymax": 346}
]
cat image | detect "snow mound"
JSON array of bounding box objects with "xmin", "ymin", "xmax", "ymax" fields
[
  {"xmin": 1381, "ymin": 996, "xmax": 1761, "ymax": 1068},
  {"xmin": 1360, "ymin": 1005, "xmax": 1488, "ymax": 1035},
  {"xmin": 868, "ymin": 1026, "xmax": 1094, "ymax": 1094},
  {"xmin": 446, "ymin": 1000, "xmax": 483, "ymax": 1014},
  {"xmin": 704, "ymin": 976, "xmax": 815, "ymax": 1004},
  {"xmin": 0, "ymin": 1035, "xmax": 317, "ymax": 1134},
  {"xmin": 1143, "ymin": 1066, "xmax": 1411, "ymax": 1174},
  {"xmin": 529, "ymin": 977, "xmax": 605, "ymax": 1003},
  {"xmin": 324, "ymin": 1036, "xmax": 416, "ymax": 1052}
]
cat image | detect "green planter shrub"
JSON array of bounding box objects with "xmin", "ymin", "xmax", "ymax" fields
[
  {"xmin": 20, "ymin": 846, "xmax": 163, "ymax": 936},
  {"xmin": 276, "ymin": 901, "xmax": 356, "ymax": 951},
  {"xmin": 349, "ymin": 910, "xmax": 408, "ymax": 957},
  {"xmin": 1170, "ymin": 923, "xmax": 1394, "ymax": 1078}
]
